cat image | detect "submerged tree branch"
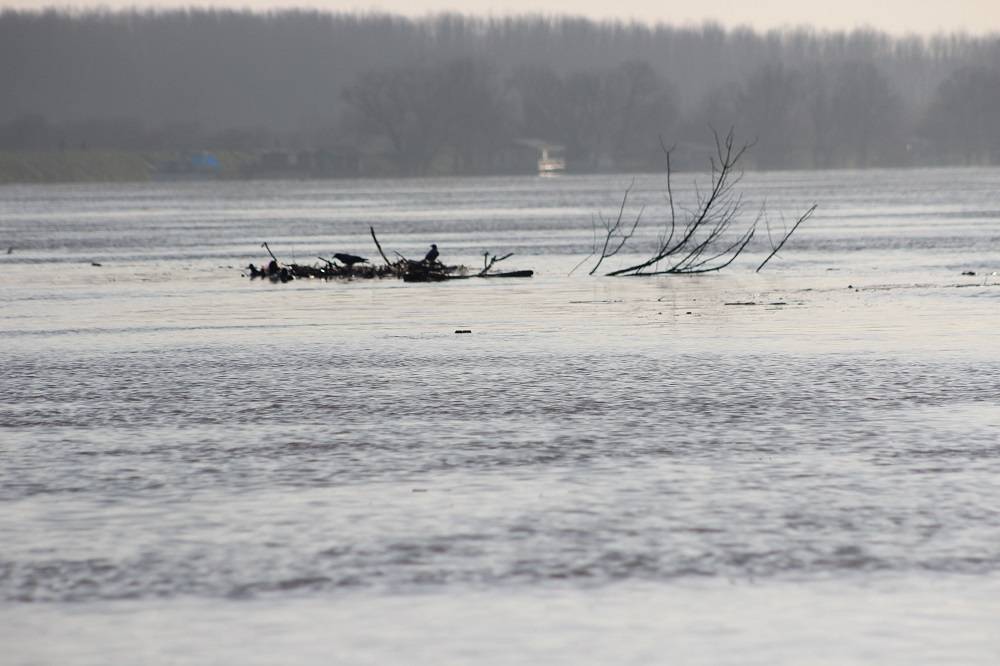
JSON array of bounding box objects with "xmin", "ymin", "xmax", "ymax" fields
[
  {"xmin": 588, "ymin": 180, "xmax": 644, "ymax": 276},
  {"xmin": 589, "ymin": 128, "xmax": 815, "ymax": 277},
  {"xmin": 756, "ymin": 204, "xmax": 817, "ymax": 272}
]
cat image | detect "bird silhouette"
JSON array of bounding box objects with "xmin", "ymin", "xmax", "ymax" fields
[
  {"xmin": 424, "ymin": 244, "xmax": 439, "ymax": 263},
  {"xmin": 333, "ymin": 253, "xmax": 368, "ymax": 267}
]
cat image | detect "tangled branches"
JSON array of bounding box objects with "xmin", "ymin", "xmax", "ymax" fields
[{"xmin": 586, "ymin": 129, "xmax": 816, "ymax": 276}]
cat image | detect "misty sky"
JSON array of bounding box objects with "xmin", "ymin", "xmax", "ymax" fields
[{"xmin": 4, "ymin": 0, "xmax": 1000, "ymax": 35}]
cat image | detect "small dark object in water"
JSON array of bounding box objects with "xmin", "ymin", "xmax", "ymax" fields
[
  {"xmin": 91, "ymin": 262, "xmax": 102, "ymax": 267},
  {"xmin": 962, "ymin": 271, "xmax": 976, "ymax": 276},
  {"xmin": 481, "ymin": 270, "xmax": 534, "ymax": 279},
  {"xmin": 724, "ymin": 301, "xmax": 757, "ymax": 306},
  {"xmin": 6, "ymin": 246, "xmax": 12, "ymax": 254},
  {"xmin": 455, "ymin": 329, "xmax": 471, "ymax": 334},
  {"xmin": 424, "ymin": 244, "xmax": 439, "ymax": 263},
  {"xmin": 333, "ymin": 253, "xmax": 367, "ymax": 267}
]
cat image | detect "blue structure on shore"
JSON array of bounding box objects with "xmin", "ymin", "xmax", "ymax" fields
[{"xmin": 189, "ymin": 152, "xmax": 221, "ymax": 172}]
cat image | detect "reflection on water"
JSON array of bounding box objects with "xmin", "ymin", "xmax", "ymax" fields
[{"xmin": 1, "ymin": 168, "xmax": 999, "ymax": 664}]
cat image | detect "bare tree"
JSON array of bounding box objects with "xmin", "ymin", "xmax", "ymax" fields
[{"xmin": 589, "ymin": 129, "xmax": 815, "ymax": 276}]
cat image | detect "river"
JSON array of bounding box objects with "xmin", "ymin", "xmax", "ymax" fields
[{"xmin": 1, "ymin": 167, "xmax": 999, "ymax": 664}]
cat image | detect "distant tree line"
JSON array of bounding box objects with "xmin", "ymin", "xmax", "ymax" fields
[{"xmin": 2, "ymin": 10, "xmax": 1000, "ymax": 174}]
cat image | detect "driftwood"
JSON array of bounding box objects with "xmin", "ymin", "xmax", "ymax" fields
[
  {"xmin": 402, "ymin": 250, "xmax": 536, "ymax": 282},
  {"xmin": 401, "ymin": 259, "xmax": 461, "ymax": 282},
  {"xmin": 261, "ymin": 241, "xmax": 279, "ymax": 263},
  {"xmin": 370, "ymin": 226, "xmax": 392, "ymax": 266},
  {"xmin": 479, "ymin": 251, "xmax": 514, "ymax": 276},
  {"xmin": 247, "ymin": 231, "xmax": 532, "ymax": 284},
  {"xmin": 246, "ymin": 243, "xmax": 394, "ymax": 282}
]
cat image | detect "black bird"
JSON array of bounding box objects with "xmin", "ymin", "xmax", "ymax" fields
[
  {"xmin": 424, "ymin": 244, "xmax": 439, "ymax": 264},
  {"xmin": 333, "ymin": 253, "xmax": 368, "ymax": 267}
]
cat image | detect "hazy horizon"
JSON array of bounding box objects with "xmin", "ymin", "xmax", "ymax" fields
[
  {"xmin": 2, "ymin": 1, "xmax": 1000, "ymax": 37},
  {"xmin": 4, "ymin": 9, "xmax": 1000, "ymax": 178}
]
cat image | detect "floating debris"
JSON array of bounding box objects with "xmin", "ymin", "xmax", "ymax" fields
[{"xmin": 246, "ymin": 229, "xmax": 534, "ymax": 284}]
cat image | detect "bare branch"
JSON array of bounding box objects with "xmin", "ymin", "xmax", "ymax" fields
[
  {"xmin": 590, "ymin": 127, "xmax": 813, "ymax": 277},
  {"xmin": 479, "ymin": 251, "xmax": 514, "ymax": 276},
  {"xmin": 370, "ymin": 226, "xmax": 392, "ymax": 266},
  {"xmin": 261, "ymin": 242, "xmax": 279, "ymax": 263},
  {"xmin": 588, "ymin": 180, "xmax": 642, "ymax": 276},
  {"xmin": 568, "ymin": 215, "xmax": 599, "ymax": 276},
  {"xmin": 756, "ymin": 204, "xmax": 817, "ymax": 273}
]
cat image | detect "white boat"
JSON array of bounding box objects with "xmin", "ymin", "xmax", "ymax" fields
[{"xmin": 538, "ymin": 145, "xmax": 566, "ymax": 176}]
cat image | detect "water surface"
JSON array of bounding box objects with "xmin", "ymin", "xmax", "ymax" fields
[{"xmin": 2, "ymin": 168, "xmax": 999, "ymax": 664}]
